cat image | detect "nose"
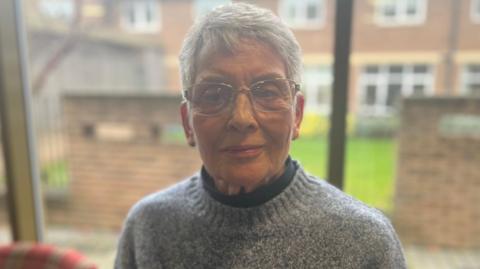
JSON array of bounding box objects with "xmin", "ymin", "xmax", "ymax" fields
[{"xmin": 226, "ymin": 90, "xmax": 258, "ymax": 133}]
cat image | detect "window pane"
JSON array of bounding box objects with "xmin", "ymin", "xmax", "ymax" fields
[
  {"xmin": 413, "ymin": 64, "xmax": 427, "ymax": 74},
  {"xmin": 406, "ymin": 0, "xmax": 418, "ymax": 15},
  {"xmin": 412, "ymin": 84, "xmax": 425, "ymax": 96},
  {"xmin": 366, "ymin": 85, "xmax": 377, "ymax": 105},
  {"xmin": 366, "ymin": 65, "xmax": 379, "ymax": 74},
  {"xmin": 468, "ymin": 64, "xmax": 480, "ymax": 74},
  {"xmin": 383, "ymin": 5, "xmax": 396, "ymax": 17},
  {"xmin": 389, "ymin": 65, "xmax": 403, "ymax": 74},
  {"xmin": 386, "ymin": 84, "xmax": 402, "ymax": 107},
  {"xmin": 469, "ymin": 84, "xmax": 480, "ymax": 95},
  {"xmin": 307, "ymin": 3, "xmax": 318, "ymax": 20}
]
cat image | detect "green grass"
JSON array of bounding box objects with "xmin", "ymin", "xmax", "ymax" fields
[
  {"xmin": 41, "ymin": 160, "xmax": 69, "ymax": 188},
  {"xmin": 290, "ymin": 137, "xmax": 396, "ymax": 214}
]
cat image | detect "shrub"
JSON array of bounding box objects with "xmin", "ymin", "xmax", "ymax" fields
[
  {"xmin": 300, "ymin": 113, "xmax": 356, "ymax": 138},
  {"xmin": 354, "ymin": 116, "xmax": 399, "ymax": 138}
]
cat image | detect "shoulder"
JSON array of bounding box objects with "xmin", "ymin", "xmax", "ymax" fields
[{"xmin": 294, "ymin": 166, "xmax": 406, "ymax": 266}]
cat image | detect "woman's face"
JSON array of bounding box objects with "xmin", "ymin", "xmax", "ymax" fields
[{"xmin": 181, "ymin": 40, "xmax": 304, "ymax": 193}]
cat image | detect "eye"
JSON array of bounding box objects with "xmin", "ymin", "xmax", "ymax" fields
[
  {"xmin": 194, "ymin": 83, "xmax": 231, "ymax": 104},
  {"xmin": 251, "ymin": 81, "xmax": 282, "ymax": 98}
]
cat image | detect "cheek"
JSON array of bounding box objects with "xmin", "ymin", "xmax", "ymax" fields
[
  {"xmin": 192, "ymin": 116, "xmax": 225, "ymax": 152},
  {"xmin": 260, "ymin": 113, "xmax": 294, "ymax": 148}
]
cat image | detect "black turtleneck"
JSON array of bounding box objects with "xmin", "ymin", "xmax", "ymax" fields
[{"xmin": 201, "ymin": 157, "xmax": 297, "ymax": 208}]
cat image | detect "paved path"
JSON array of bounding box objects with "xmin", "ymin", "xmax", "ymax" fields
[{"xmin": 1, "ymin": 226, "xmax": 480, "ymax": 268}]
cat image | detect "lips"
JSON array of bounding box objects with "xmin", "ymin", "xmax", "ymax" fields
[{"xmin": 221, "ymin": 144, "xmax": 263, "ymax": 158}]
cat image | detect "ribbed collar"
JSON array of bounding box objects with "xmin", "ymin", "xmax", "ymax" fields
[{"xmin": 201, "ymin": 157, "xmax": 297, "ymax": 208}]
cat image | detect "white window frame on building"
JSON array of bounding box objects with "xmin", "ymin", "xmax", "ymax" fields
[
  {"xmin": 303, "ymin": 66, "xmax": 332, "ymax": 115},
  {"xmin": 38, "ymin": 0, "xmax": 74, "ymax": 21},
  {"xmin": 279, "ymin": 0, "xmax": 326, "ymax": 29},
  {"xmin": 193, "ymin": 0, "xmax": 231, "ymax": 19},
  {"xmin": 375, "ymin": 0, "xmax": 428, "ymax": 26},
  {"xmin": 461, "ymin": 64, "xmax": 480, "ymax": 96},
  {"xmin": 122, "ymin": 0, "xmax": 160, "ymax": 33},
  {"xmin": 471, "ymin": 0, "xmax": 480, "ymax": 23},
  {"xmin": 358, "ymin": 64, "xmax": 434, "ymax": 116}
]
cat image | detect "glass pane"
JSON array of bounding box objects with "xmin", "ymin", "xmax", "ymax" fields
[
  {"xmin": 307, "ymin": 3, "xmax": 317, "ymax": 19},
  {"xmin": 386, "ymin": 84, "xmax": 402, "ymax": 107},
  {"xmin": 469, "ymin": 84, "xmax": 480, "ymax": 95},
  {"xmin": 412, "ymin": 84, "xmax": 425, "ymax": 96},
  {"xmin": 350, "ymin": 0, "xmax": 480, "ymax": 267},
  {"xmin": 366, "ymin": 85, "xmax": 377, "ymax": 105},
  {"xmin": 366, "ymin": 65, "xmax": 379, "ymax": 74},
  {"xmin": 413, "ymin": 64, "xmax": 427, "ymax": 74},
  {"xmin": 468, "ymin": 64, "xmax": 480, "ymax": 74},
  {"xmin": 389, "ymin": 65, "xmax": 403, "ymax": 74},
  {"xmin": 10, "ymin": 0, "xmax": 479, "ymax": 267}
]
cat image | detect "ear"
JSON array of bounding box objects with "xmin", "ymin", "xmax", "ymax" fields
[
  {"xmin": 180, "ymin": 102, "xmax": 196, "ymax": 147},
  {"xmin": 292, "ymin": 92, "xmax": 304, "ymax": 140}
]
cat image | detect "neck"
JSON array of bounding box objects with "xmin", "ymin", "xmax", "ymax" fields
[{"xmin": 212, "ymin": 175, "xmax": 278, "ymax": 195}]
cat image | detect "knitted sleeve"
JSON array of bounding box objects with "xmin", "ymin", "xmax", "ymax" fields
[
  {"xmin": 114, "ymin": 217, "xmax": 137, "ymax": 269},
  {"xmin": 361, "ymin": 214, "xmax": 407, "ymax": 269}
]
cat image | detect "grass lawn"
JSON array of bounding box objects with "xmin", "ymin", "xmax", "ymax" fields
[{"xmin": 290, "ymin": 137, "xmax": 397, "ymax": 214}]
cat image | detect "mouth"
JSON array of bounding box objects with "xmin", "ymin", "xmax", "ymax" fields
[{"xmin": 221, "ymin": 144, "xmax": 263, "ymax": 158}]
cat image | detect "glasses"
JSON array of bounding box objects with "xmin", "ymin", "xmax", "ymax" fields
[{"xmin": 183, "ymin": 78, "xmax": 300, "ymax": 116}]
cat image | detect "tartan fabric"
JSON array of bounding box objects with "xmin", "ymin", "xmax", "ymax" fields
[{"xmin": 0, "ymin": 243, "xmax": 97, "ymax": 269}]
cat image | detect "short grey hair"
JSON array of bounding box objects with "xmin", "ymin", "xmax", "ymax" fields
[{"xmin": 179, "ymin": 2, "xmax": 302, "ymax": 89}]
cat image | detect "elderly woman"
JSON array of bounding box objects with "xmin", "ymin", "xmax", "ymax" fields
[{"xmin": 115, "ymin": 3, "xmax": 406, "ymax": 268}]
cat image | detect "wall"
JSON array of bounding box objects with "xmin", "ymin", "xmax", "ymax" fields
[
  {"xmin": 46, "ymin": 94, "xmax": 202, "ymax": 229},
  {"xmin": 393, "ymin": 97, "xmax": 480, "ymax": 247}
]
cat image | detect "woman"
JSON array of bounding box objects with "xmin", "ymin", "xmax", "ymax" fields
[{"xmin": 115, "ymin": 3, "xmax": 406, "ymax": 268}]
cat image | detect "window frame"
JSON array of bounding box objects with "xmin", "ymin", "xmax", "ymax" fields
[
  {"xmin": 192, "ymin": 0, "xmax": 231, "ymax": 20},
  {"xmin": 279, "ymin": 0, "xmax": 326, "ymax": 29},
  {"xmin": 303, "ymin": 65, "xmax": 332, "ymax": 115},
  {"xmin": 121, "ymin": 0, "xmax": 161, "ymax": 33},
  {"xmin": 374, "ymin": 0, "xmax": 428, "ymax": 27},
  {"xmin": 471, "ymin": 0, "xmax": 480, "ymax": 23},
  {"xmin": 38, "ymin": 0, "xmax": 75, "ymax": 21},
  {"xmin": 461, "ymin": 64, "xmax": 480, "ymax": 95},
  {"xmin": 358, "ymin": 64, "xmax": 435, "ymax": 116}
]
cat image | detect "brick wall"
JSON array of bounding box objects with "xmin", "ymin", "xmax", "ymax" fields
[
  {"xmin": 50, "ymin": 94, "xmax": 202, "ymax": 229},
  {"xmin": 393, "ymin": 97, "xmax": 480, "ymax": 248}
]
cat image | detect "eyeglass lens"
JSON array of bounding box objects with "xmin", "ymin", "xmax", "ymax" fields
[{"xmin": 190, "ymin": 79, "xmax": 294, "ymax": 115}]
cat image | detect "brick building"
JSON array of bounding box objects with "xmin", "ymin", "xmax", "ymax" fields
[{"xmin": 33, "ymin": 0, "xmax": 480, "ymax": 117}]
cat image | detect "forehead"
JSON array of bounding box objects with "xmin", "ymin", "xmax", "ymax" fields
[{"xmin": 194, "ymin": 40, "xmax": 287, "ymax": 83}]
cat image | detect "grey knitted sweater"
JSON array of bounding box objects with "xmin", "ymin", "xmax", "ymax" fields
[{"xmin": 115, "ymin": 163, "xmax": 406, "ymax": 268}]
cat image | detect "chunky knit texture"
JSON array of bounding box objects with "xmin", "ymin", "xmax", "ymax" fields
[{"xmin": 115, "ymin": 163, "xmax": 406, "ymax": 268}]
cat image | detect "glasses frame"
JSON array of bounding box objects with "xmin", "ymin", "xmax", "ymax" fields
[{"xmin": 183, "ymin": 78, "xmax": 301, "ymax": 116}]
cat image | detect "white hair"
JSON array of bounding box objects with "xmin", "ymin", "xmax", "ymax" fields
[{"xmin": 179, "ymin": 2, "xmax": 303, "ymax": 89}]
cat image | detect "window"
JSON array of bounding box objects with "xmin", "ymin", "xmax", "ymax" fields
[
  {"xmin": 462, "ymin": 64, "xmax": 480, "ymax": 96},
  {"xmin": 303, "ymin": 66, "xmax": 332, "ymax": 115},
  {"xmin": 39, "ymin": 0, "xmax": 74, "ymax": 21},
  {"xmin": 359, "ymin": 64, "xmax": 434, "ymax": 115},
  {"xmin": 375, "ymin": 0, "xmax": 427, "ymax": 26},
  {"xmin": 472, "ymin": 0, "xmax": 480, "ymax": 23},
  {"xmin": 194, "ymin": 0, "xmax": 230, "ymax": 19},
  {"xmin": 279, "ymin": 0, "xmax": 325, "ymax": 28},
  {"xmin": 122, "ymin": 0, "xmax": 160, "ymax": 33}
]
